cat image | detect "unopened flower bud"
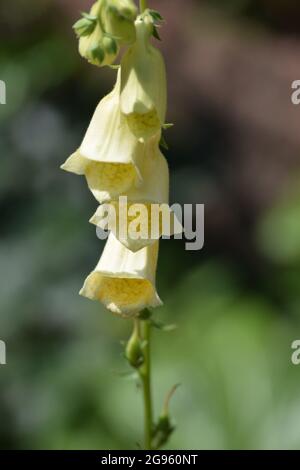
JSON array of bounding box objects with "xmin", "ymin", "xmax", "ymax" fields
[
  {"xmin": 90, "ymin": 43, "xmax": 105, "ymax": 64},
  {"xmin": 125, "ymin": 323, "xmax": 144, "ymax": 368},
  {"xmin": 76, "ymin": 1, "xmax": 119, "ymax": 67},
  {"xmin": 73, "ymin": 14, "xmax": 97, "ymax": 38},
  {"xmin": 102, "ymin": 35, "xmax": 118, "ymax": 56},
  {"xmin": 79, "ymin": 24, "xmax": 119, "ymax": 67},
  {"xmin": 106, "ymin": 0, "xmax": 137, "ymax": 21},
  {"xmin": 102, "ymin": 0, "xmax": 137, "ymax": 45}
]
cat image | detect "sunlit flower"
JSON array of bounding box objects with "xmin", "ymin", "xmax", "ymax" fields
[
  {"xmin": 90, "ymin": 136, "xmax": 182, "ymax": 252},
  {"xmin": 64, "ymin": 3, "xmax": 172, "ymax": 320},
  {"xmin": 61, "ymin": 70, "xmax": 145, "ymax": 203},
  {"xmin": 80, "ymin": 233, "xmax": 162, "ymax": 316},
  {"xmin": 120, "ymin": 16, "xmax": 167, "ymax": 141}
]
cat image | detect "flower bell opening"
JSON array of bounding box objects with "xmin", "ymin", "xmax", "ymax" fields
[
  {"xmin": 79, "ymin": 234, "xmax": 162, "ymax": 317},
  {"xmin": 60, "ymin": 70, "xmax": 147, "ymax": 203},
  {"xmin": 61, "ymin": 152, "xmax": 138, "ymax": 203},
  {"xmin": 85, "ymin": 161, "xmax": 136, "ymax": 201},
  {"xmin": 81, "ymin": 275, "xmax": 158, "ymax": 317}
]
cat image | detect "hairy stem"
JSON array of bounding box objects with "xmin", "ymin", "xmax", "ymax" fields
[
  {"xmin": 139, "ymin": 319, "xmax": 153, "ymax": 449},
  {"xmin": 139, "ymin": 0, "xmax": 148, "ymax": 13}
]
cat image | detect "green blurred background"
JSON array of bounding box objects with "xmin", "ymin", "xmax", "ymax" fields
[{"xmin": 1, "ymin": 0, "xmax": 300, "ymax": 450}]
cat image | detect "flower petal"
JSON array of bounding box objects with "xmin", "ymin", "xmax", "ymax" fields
[
  {"xmin": 61, "ymin": 70, "xmax": 145, "ymax": 202},
  {"xmin": 89, "ymin": 140, "xmax": 182, "ymax": 251},
  {"xmin": 120, "ymin": 17, "xmax": 167, "ymax": 141},
  {"xmin": 80, "ymin": 233, "xmax": 162, "ymax": 316}
]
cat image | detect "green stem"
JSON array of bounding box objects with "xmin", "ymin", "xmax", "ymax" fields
[
  {"xmin": 139, "ymin": 319, "xmax": 153, "ymax": 450},
  {"xmin": 139, "ymin": 0, "xmax": 148, "ymax": 13}
]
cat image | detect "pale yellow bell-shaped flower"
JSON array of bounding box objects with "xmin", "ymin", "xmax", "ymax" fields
[
  {"xmin": 61, "ymin": 69, "xmax": 145, "ymax": 203},
  {"xmin": 80, "ymin": 233, "xmax": 162, "ymax": 317},
  {"xmin": 90, "ymin": 136, "xmax": 182, "ymax": 252},
  {"xmin": 120, "ymin": 16, "xmax": 167, "ymax": 141}
]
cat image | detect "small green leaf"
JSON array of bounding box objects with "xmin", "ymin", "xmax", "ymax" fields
[
  {"xmin": 73, "ymin": 17, "xmax": 97, "ymax": 37},
  {"xmin": 81, "ymin": 12, "xmax": 98, "ymax": 21},
  {"xmin": 152, "ymin": 415, "xmax": 175, "ymax": 450},
  {"xmin": 151, "ymin": 320, "xmax": 177, "ymax": 332},
  {"xmin": 151, "ymin": 384, "xmax": 180, "ymax": 449},
  {"xmin": 148, "ymin": 9, "xmax": 164, "ymax": 22},
  {"xmin": 90, "ymin": 45, "xmax": 105, "ymax": 64},
  {"xmin": 163, "ymin": 123, "xmax": 174, "ymax": 130},
  {"xmin": 115, "ymin": 370, "xmax": 139, "ymax": 381},
  {"xmin": 152, "ymin": 25, "xmax": 161, "ymax": 41},
  {"xmin": 160, "ymin": 134, "xmax": 169, "ymax": 150},
  {"xmin": 102, "ymin": 36, "xmax": 118, "ymax": 55}
]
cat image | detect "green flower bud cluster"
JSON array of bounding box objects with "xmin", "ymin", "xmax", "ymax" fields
[{"xmin": 73, "ymin": 0, "xmax": 138, "ymax": 67}]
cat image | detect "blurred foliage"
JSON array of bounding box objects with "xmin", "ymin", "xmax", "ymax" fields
[
  {"xmin": 1, "ymin": 0, "xmax": 300, "ymax": 450},
  {"xmin": 203, "ymin": 0, "xmax": 300, "ymax": 32}
]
